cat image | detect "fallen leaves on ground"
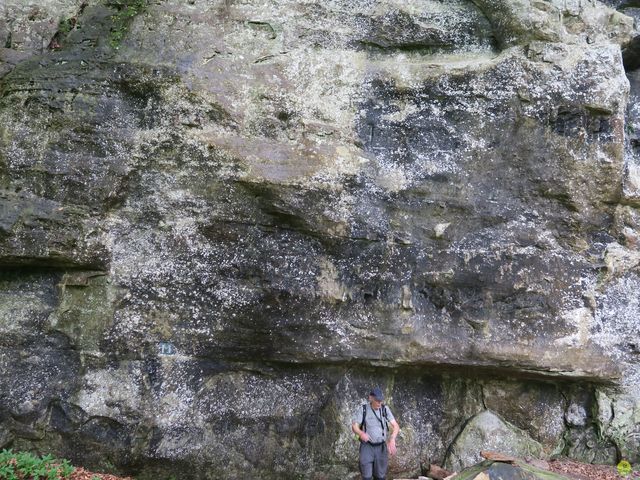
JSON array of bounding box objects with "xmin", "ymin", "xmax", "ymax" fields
[
  {"xmin": 66, "ymin": 457, "xmax": 640, "ymax": 480},
  {"xmin": 549, "ymin": 458, "xmax": 640, "ymax": 480},
  {"xmin": 69, "ymin": 467, "xmax": 133, "ymax": 480}
]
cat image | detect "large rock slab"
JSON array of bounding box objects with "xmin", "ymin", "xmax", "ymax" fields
[
  {"xmin": 1, "ymin": 0, "xmax": 640, "ymax": 478},
  {"xmin": 0, "ymin": 190, "xmax": 107, "ymax": 267},
  {"xmin": 454, "ymin": 460, "xmax": 572, "ymax": 480},
  {"xmin": 445, "ymin": 411, "xmax": 544, "ymax": 471},
  {"xmin": 482, "ymin": 380, "xmax": 565, "ymax": 450}
]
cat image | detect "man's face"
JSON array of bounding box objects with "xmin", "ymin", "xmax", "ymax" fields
[{"xmin": 369, "ymin": 395, "xmax": 382, "ymax": 409}]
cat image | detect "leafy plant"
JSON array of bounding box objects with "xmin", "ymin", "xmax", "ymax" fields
[
  {"xmin": 0, "ymin": 449, "xmax": 76, "ymax": 479},
  {"xmin": 58, "ymin": 459, "xmax": 74, "ymax": 478},
  {"xmin": 57, "ymin": 17, "xmax": 78, "ymax": 34}
]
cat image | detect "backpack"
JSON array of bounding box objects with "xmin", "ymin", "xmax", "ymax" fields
[{"xmin": 360, "ymin": 403, "xmax": 389, "ymax": 435}]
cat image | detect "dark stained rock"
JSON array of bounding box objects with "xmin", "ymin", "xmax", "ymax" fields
[{"xmin": 0, "ymin": 190, "xmax": 107, "ymax": 268}]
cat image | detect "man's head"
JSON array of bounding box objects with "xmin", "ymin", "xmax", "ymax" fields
[{"xmin": 369, "ymin": 386, "xmax": 384, "ymax": 407}]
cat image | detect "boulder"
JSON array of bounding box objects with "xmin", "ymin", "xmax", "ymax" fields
[
  {"xmin": 482, "ymin": 380, "xmax": 565, "ymax": 450},
  {"xmin": 445, "ymin": 411, "xmax": 543, "ymax": 471},
  {"xmin": 453, "ymin": 460, "xmax": 572, "ymax": 480}
]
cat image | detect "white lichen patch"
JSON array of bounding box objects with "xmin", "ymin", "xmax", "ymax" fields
[
  {"xmin": 434, "ymin": 223, "xmax": 450, "ymax": 238},
  {"xmin": 603, "ymin": 242, "xmax": 640, "ymax": 278},
  {"xmin": 316, "ymin": 257, "xmax": 349, "ymax": 302},
  {"xmin": 593, "ymin": 274, "xmax": 640, "ymax": 356},
  {"xmin": 623, "ymin": 162, "xmax": 640, "ymax": 203},
  {"xmin": 75, "ymin": 365, "xmax": 144, "ymax": 422},
  {"xmin": 374, "ymin": 166, "xmax": 410, "ymax": 192},
  {"xmin": 554, "ymin": 307, "xmax": 594, "ymax": 348},
  {"xmin": 202, "ymin": 371, "xmax": 316, "ymax": 420}
]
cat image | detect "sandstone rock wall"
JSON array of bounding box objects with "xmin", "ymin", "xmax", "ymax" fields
[{"xmin": 1, "ymin": 1, "xmax": 640, "ymax": 478}]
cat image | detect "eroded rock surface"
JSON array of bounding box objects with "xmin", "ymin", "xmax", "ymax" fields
[
  {"xmin": 445, "ymin": 410, "xmax": 544, "ymax": 472},
  {"xmin": 1, "ymin": 1, "xmax": 640, "ymax": 479}
]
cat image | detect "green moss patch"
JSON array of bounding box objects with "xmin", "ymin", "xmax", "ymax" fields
[{"xmin": 107, "ymin": 0, "xmax": 149, "ymax": 48}]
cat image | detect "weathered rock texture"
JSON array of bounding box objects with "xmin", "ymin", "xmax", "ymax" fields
[{"xmin": 1, "ymin": 1, "xmax": 640, "ymax": 479}]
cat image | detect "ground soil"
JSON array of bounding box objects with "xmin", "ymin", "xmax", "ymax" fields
[
  {"xmin": 68, "ymin": 467, "xmax": 133, "ymax": 480},
  {"xmin": 70, "ymin": 458, "xmax": 640, "ymax": 480},
  {"xmin": 548, "ymin": 458, "xmax": 639, "ymax": 480}
]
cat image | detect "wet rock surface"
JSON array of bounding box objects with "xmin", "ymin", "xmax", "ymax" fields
[{"xmin": 1, "ymin": 1, "xmax": 640, "ymax": 479}]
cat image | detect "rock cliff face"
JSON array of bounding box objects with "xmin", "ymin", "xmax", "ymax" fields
[{"xmin": 1, "ymin": 1, "xmax": 640, "ymax": 478}]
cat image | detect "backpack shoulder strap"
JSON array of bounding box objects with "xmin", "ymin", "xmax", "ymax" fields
[
  {"xmin": 381, "ymin": 403, "xmax": 389, "ymax": 432},
  {"xmin": 360, "ymin": 404, "xmax": 367, "ymax": 431}
]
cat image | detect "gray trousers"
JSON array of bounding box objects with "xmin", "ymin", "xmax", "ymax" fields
[{"xmin": 359, "ymin": 441, "xmax": 388, "ymax": 480}]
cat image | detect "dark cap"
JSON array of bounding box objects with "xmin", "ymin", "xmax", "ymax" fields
[{"xmin": 369, "ymin": 386, "xmax": 384, "ymax": 401}]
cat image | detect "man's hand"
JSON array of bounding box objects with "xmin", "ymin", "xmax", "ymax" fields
[
  {"xmin": 352, "ymin": 422, "xmax": 370, "ymax": 443},
  {"xmin": 388, "ymin": 438, "xmax": 397, "ymax": 456}
]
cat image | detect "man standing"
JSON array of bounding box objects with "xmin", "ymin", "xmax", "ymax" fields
[{"xmin": 351, "ymin": 386, "xmax": 400, "ymax": 480}]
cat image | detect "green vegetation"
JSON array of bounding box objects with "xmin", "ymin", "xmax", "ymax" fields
[
  {"xmin": 57, "ymin": 17, "xmax": 77, "ymax": 35},
  {"xmin": 108, "ymin": 0, "xmax": 149, "ymax": 48},
  {"xmin": 49, "ymin": 16, "xmax": 78, "ymax": 49},
  {"xmin": 0, "ymin": 450, "xmax": 74, "ymax": 480}
]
